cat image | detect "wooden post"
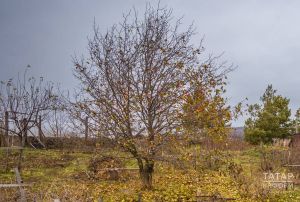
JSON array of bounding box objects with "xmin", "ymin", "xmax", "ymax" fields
[
  {"xmin": 21, "ymin": 118, "xmax": 28, "ymax": 147},
  {"xmin": 137, "ymin": 193, "xmax": 142, "ymax": 202},
  {"xmin": 5, "ymin": 111, "xmax": 9, "ymax": 147},
  {"xmin": 98, "ymin": 196, "xmax": 103, "ymax": 202},
  {"xmin": 85, "ymin": 116, "xmax": 88, "ymax": 143},
  {"xmin": 14, "ymin": 167, "xmax": 26, "ymax": 202},
  {"xmin": 5, "ymin": 147, "xmax": 9, "ymax": 172},
  {"xmin": 0, "ymin": 119, "xmax": 3, "ymax": 147},
  {"xmin": 38, "ymin": 115, "xmax": 43, "ymax": 142},
  {"xmin": 18, "ymin": 147, "xmax": 24, "ymax": 171},
  {"xmin": 196, "ymin": 189, "xmax": 201, "ymax": 202},
  {"xmin": 4, "ymin": 111, "xmax": 10, "ymax": 171}
]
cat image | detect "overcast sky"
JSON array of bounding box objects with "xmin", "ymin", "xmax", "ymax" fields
[{"xmin": 1, "ymin": 0, "xmax": 300, "ymax": 126}]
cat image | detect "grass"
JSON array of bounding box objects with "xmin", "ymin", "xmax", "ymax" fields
[{"xmin": 1, "ymin": 145, "xmax": 300, "ymax": 201}]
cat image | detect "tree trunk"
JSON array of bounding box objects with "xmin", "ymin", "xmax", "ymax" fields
[
  {"xmin": 138, "ymin": 160, "xmax": 154, "ymax": 190},
  {"xmin": 140, "ymin": 169, "xmax": 153, "ymax": 189}
]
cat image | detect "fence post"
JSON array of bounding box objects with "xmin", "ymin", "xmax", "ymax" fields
[
  {"xmin": 5, "ymin": 111, "xmax": 9, "ymax": 147},
  {"xmin": 38, "ymin": 115, "xmax": 43, "ymax": 142},
  {"xmin": 4, "ymin": 111, "xmax": 9, "ymax": 171},
  {"xmin": 85, "ymin": 116, "xmax": 88, "ymax": 143},
  {"xmin": 98, "ymin": 196, "xmax": 103, "ymax": 202},
  {"xmin": 18, "ymin": 147, "xmax": 24, "ymax": 171},
  {"xmin": 138, "ymin": 193, "xmax": 142, "ymax": 202},
  {"xmin": 21, "ymin": 118, "xmax": 28, "ymax": 147},
  {"xmin": 14, "ymin": 167, "xmax": 26, "ymax": 202},
  {"xmin": 0, "ymin": 118, "xmax": 3, "ymax": 147},
  {"xmin": 196, "ymin": 189, "xmax": 201, "ymax": 202}
]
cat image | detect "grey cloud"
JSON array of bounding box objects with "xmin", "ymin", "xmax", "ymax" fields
[{"xmin": 1, "ymin": 0, "xmax": 300, "ymax": 126}]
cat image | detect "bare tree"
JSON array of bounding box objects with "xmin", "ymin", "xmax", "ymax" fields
[
  {"xmin": 74, "ymin": 4, "xmax": 230, "ymax": 189},
  {"xmin": 0, "ymin": 68, "xmax": 57, "ymax": 146},
  {"xmin": 45, "ymin": 107, "xmax": 70, "ymax": 138},
  {"xmin": 62, "ymin": 92, "xmax": 92, "ymax": 138}
]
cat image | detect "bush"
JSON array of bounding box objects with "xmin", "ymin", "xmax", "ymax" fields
[{"xmin": 88, "ymin": 155, "xmax": 124, "ymax": 180}]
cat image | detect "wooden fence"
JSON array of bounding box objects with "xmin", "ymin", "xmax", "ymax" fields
[{"xmin": 0, "ymin": 167, "xmax": 29, "ymax": 202}]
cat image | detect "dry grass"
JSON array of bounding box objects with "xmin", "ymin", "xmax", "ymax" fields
[{"xmin": 1, "ymin": 143, "xmax": 300, "ymax": 201}]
